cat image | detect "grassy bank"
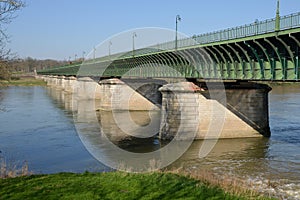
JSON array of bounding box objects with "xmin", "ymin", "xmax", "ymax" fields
[
  {"xmin": 0, "ymin": 172, "xmax": 274, "ymax": 200},
  {"xmin": 0, "ymin": 77, "xmax": 46, "ymax": 86}
]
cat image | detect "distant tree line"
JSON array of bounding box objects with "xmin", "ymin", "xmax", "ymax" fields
[
  {"xmin": 0, "ymin": 0, "xmax": 24, "ymax": 80},
  {"xmin": 1, "ymin": 57, "xmax": 68, "ymax": 80},
  {"xmin": 9, "ymin": 58, "xmax": 68, "ymax": 74}
]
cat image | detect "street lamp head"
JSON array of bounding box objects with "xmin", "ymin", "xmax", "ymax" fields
[
  {"xmin": 133, "ymin": 32, "xmax": 137, "ymax": 37},
  {"xmin": 276, "ymin": 0, "xmax": 280, "ymax": 15},
  {"xmin": 175, "ymin": 15, "xmax": 182, "ymax": 50}
]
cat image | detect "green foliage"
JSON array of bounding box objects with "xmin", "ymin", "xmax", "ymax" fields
[
  {"xmin": 0, "ymin": 172, "xmax": 262, "ymax": 200},
  {"xmin": 0, "ymin": 61, "xmax": 11, "ymax": 80}
]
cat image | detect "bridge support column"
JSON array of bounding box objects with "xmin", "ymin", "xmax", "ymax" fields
[
  {"xmin": 75, "ymin": 77, "xmax": 101, "ymax": 100},
  {"xmin": 57, "ymin": 76, "xmax": 66, "ymax": 90},
  {"xmin": 64, "ymin": 76, "xmax": 77, "ymax": 93},
  {"xmin": 159, "ymin": 81, "xmax": 271, "ymax": 140},
  {"xmin": 159, "ymin": 82, "xmax": 201, "ymax": 140},
  {"xmin": 46, "ymin": 76, "xmax": 58, "ymax": 87},
  {"xmin": 98, "ymin": 78, "xmax": 160, "ymax": 111},
  {"xmin": 223, "ymin": 82, "xmax": 271, "ymax": 137}
]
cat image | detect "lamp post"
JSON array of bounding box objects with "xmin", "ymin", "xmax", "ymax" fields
[
  {"xmin": 175, "ymin": 14, "xmax": 181, "ymax": 50},
  {"xmin": 109, "ymin": 41, "xmax": 112, "ymax": 60},
  {"xmin": 132, "ymin": 32, "xmax": 137, "ymax": 57},
  {"xmin": 93, "ymin": 47, "xmax": 96, "ymax": 60},
  {"xmin": 82, "ymin": 51, "xmax": 86, "ymax": 61},
  {"xmin": 75, "ymin": 54, "xmax": 77, "ymax": 61},
  {"xmin": 275, "ymin": 0, "xmax": 280, "ymax": 31},
  {"xmin": 255, "ymin": 19, "xmax": 259, "ymax": 35}
]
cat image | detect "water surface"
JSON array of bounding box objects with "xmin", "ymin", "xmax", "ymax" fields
[
  {"xmin": 0, "ymin": 86, "xmax": 108, "ymax": 173},
  {"xmin": 0, "ymin": 85, "xmax": 299, "ymax": 199}
]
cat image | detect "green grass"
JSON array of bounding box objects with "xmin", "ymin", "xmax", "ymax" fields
[
  {"xmin": 0, "ymin": 172, "xmax": 273, "ymax": 200},
  {"xmin": 0, "ymin": 77, "xmax": 46, "ymax": 86}
]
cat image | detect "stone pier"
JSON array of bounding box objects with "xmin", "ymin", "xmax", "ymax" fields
[
  {"xmin": 98, "ymin": 78, "xmax": 160, "ymax": 111},
  {"xmin": 159, "ymin": 81, "xmax": 271, "ymax": 140},
  {"xmin": 40, "ymin": 75, "xmax": 272, "ymax": 140},
  {"xmin": 64, "ymin": 76, "xmax": 77, "ymax": 93},
  {"xmin": 75, "ymin": 77, "xmax": 102, "ymax": 100}
]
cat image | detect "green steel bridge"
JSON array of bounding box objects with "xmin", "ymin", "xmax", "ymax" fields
[{"xmin": 38, "ymin": 11, "xmax": 300, "ymax": 81}]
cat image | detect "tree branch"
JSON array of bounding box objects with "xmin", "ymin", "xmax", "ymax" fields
[{"xmin": 0, "ymin": 0, "xmax": 25, "ymax": 59}]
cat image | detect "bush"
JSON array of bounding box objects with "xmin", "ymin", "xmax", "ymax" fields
[{"xmin": 0, "ymin": 62, "xmax": 11, "ymax": 80}]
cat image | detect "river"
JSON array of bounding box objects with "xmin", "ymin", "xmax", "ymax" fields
[{"xmin": 0, "ymin": 85, "xmax": 299, "ymax": 199}]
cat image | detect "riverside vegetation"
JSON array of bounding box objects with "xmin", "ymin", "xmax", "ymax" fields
[
  {"xmin": 0, "ymin": 171, "xmax": 276, "ymax": 200},
  {"xmin": 0, "ymin": 159, "xmax": 275, "ymax": 200}
]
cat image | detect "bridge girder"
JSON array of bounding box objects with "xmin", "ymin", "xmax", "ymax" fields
[{"xmin": 38, "ymin": 29, "xmax": 300, "ymax": 81}]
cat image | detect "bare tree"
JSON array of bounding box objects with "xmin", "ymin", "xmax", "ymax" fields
[
  {"xmin": 0, "ymin": 0, "xmax": 25, "ymax": 79},
  {"xmin": 0, "ymin": 0, "xmax": 25, "ymax": 55}
]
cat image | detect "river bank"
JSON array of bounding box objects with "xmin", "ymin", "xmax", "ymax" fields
[
  {"xmin": 0, "ymin": 77, "xmax": 46, "ymax": 87},
  {"xmin": 0, "ymin": 171, "xmax": 274, "ymax": 200}
]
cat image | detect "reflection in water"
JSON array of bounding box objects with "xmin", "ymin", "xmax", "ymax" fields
[
  {"xmin": 1, "ymin": 85, "xmax": 300, "ymax": 199},
  {"xmin": 70, "ymin": 92, "xmax": 190, "ymax": 172},
  {"xmin": 0, "ymin": 88, "xmax": 5, "ymax": 112},
  {"xmin": 96, "ymin": 110, "xmax": 158, "ymax": 141},
  {"xmin": 169, "ymin": 138, "xmax": 270, "ymax": 174},
  {"xmin": 97, "ymin": 110, "xmax": 163, "ymax": 152}
]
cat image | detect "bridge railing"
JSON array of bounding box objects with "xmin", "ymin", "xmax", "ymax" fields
[
  {"xmin": 85, "ymin": 12, "xmax": 300, "ymax": 62},
  {"xmin": 280, "ymin": 12, "xmax": 300, "ymax": 30},
  {"xmin": 139, "ymin": 12, "xmax": 299, "ymax": 54},
  {"xmin": 192, "ymin": 12, "xmax": 300, "ymax": 45},
  {"xmin": 192, "ymin": 19, "xmax": 276, "ymax": 45}
]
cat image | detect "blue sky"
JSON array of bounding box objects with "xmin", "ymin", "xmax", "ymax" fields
[{"xmin": 6, "ymin": 0, "xmax": 300, "ymax": 60}]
